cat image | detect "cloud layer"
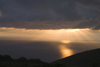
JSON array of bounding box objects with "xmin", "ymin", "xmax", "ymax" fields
[{"xmin": 0, "ymin": 0, "xmax": 100, "ymax": 29}]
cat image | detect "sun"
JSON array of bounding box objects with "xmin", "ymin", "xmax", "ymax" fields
[
  {"xmin": 61, "ymin": 40, "xmax": 71, "ymax": 44},
  {"xmin": 65, "ymin": 29, "xmax": 80, "ymax": 32}
]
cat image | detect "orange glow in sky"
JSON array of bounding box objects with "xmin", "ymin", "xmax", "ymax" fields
[{"xmin": 0, "ymin": 27, "xmax": 100, "ymax": 43}]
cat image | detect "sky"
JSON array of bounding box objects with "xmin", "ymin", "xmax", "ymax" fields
[{"xmin": 0, "ymin": 0, "xmax": 100, "ymax": 62}]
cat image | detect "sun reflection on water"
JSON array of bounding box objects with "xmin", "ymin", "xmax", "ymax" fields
[{"xmin": 59, "ymin": 45, "xmax": 73, "ymax": 58}]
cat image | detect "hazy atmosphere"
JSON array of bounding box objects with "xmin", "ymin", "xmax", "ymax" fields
[
  {"xmin": 0, "ymin": 27, "xmax": 100, "ymax": 62},
  {"xmin": 0, "ymin": 0, "xmax": 100, "ymax": 63}
]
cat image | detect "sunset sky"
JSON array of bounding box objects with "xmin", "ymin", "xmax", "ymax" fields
[{"xmin": 0, "ymin": 0, "xmax": 100, "ymax": 62}]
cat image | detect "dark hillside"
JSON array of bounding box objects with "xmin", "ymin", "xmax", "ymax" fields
[
  {"xmin": 0, "ymin": 55, "xmax": 66, "ymax": 67},
  {"xmin": 52, "ymin": 48, "xmax": 100, "ymax": 67}
]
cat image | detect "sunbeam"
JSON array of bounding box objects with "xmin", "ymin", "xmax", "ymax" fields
[{"xmin": 0, "ymin": 27, "xmax": 100, "ymax": 43}]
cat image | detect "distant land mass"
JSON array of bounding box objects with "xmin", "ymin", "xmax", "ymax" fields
[{"xmin": 52, "ymin": 48, "xmax": 100, "ymax": 67}]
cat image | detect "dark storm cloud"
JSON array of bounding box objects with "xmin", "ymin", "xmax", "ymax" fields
[
  {"xmin": 76, "ymin": 0, "xmax": 100, "ymax": 9},
  {"xmin": 0, "ymin": 0, "xmax": 100, "ymax": 29}
]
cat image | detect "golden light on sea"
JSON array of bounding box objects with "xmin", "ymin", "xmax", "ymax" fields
[{"xmin": 59, "ymin": 45, "xmax": 73, "ymax": 58}]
